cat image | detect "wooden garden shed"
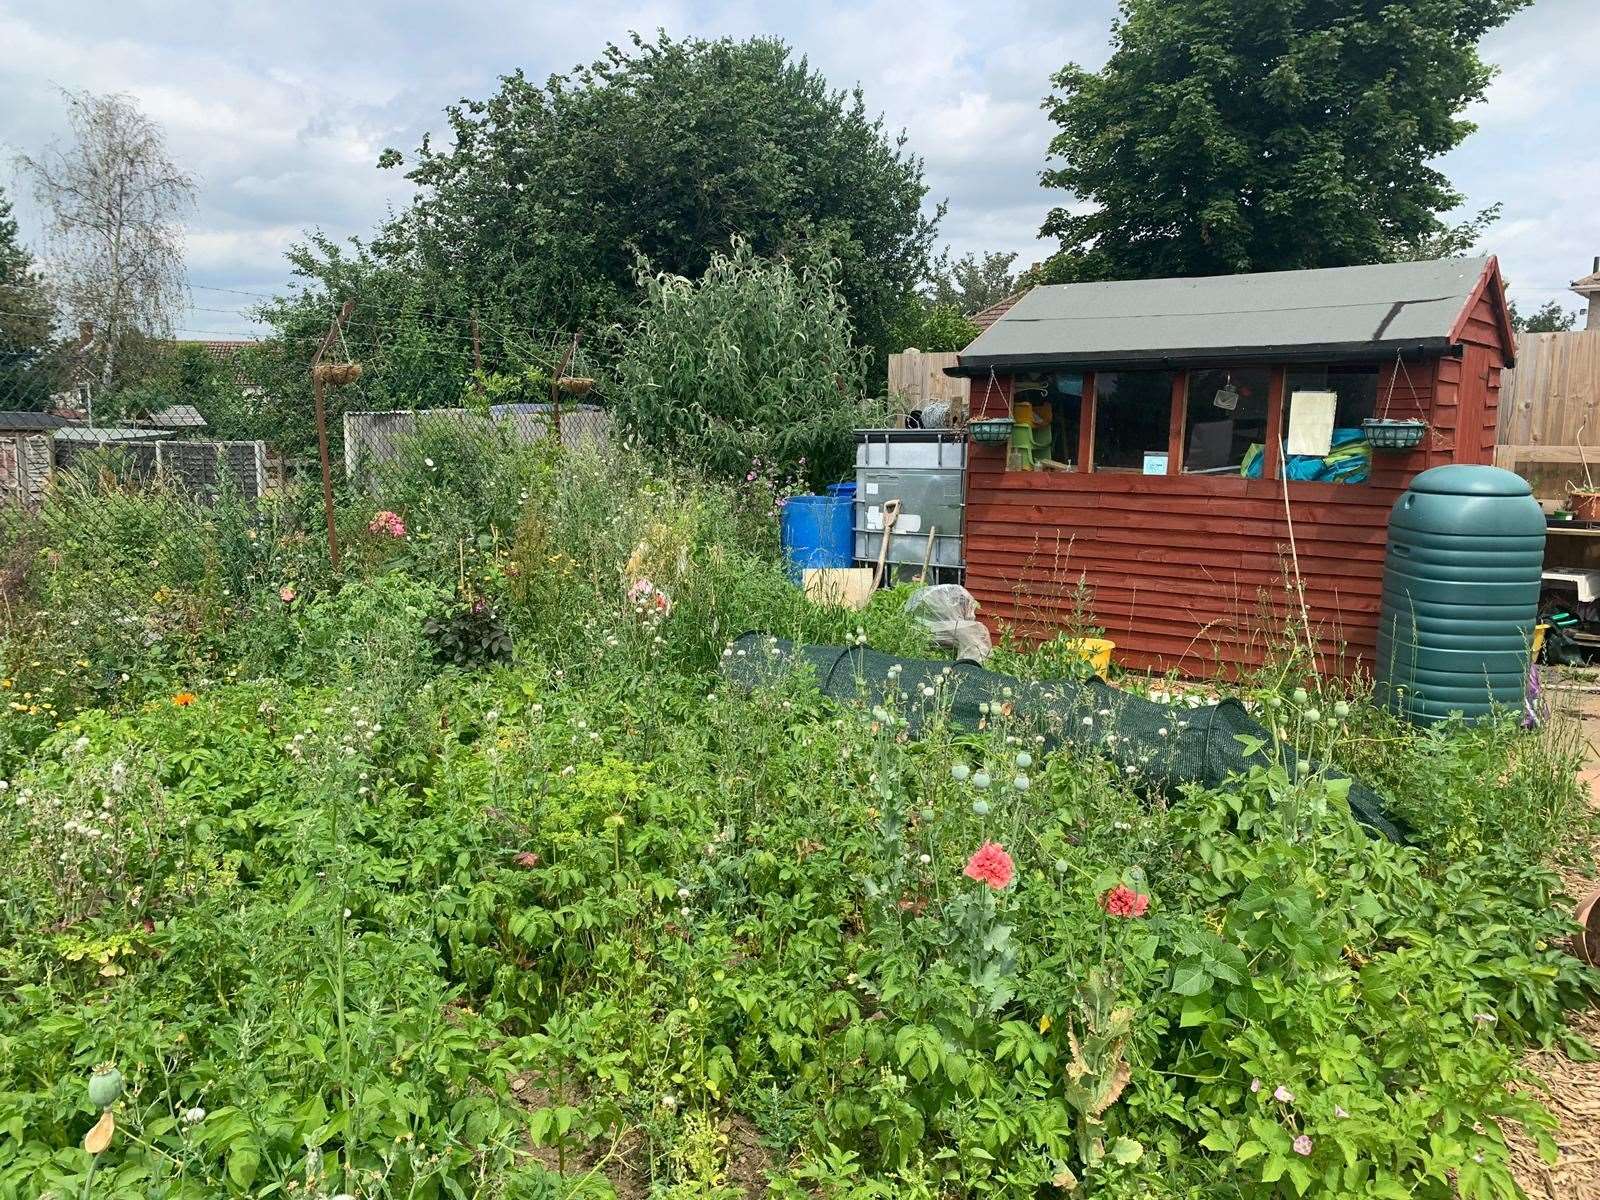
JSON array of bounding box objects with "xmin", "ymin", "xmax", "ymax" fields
[{"xmin": 947, "ymin": 255, "xmax": 1515, "ymax": 677}]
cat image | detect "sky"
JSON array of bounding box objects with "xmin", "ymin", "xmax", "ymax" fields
[{"xmin": 1, "ymin": 0, "xmax": 1597, "ymax": 340}]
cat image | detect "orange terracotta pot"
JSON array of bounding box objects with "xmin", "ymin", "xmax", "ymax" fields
[
  {"xmin": 1569, "ymin": 491, "xmax": 1600, "ymax": 523},
  {"xmin": 1575, "ymin": 889, "xmax": 1600, "ymax": 967}
]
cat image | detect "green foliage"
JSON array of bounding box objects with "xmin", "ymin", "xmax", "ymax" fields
[
  {"xmin": 1039, "ymin": 0, "xmax": 1531, "ymax": 281},
  {"xmin": 240, "ymin": 235, "xmax": 518, "ymax": 458},
  {"xmin": 1, "ymin": 440, "xmax": 1596, "ymax": 1199},
  {"xmin": 931, "ymin": 250, "xmax": 1019, "ymax": 314},
  {"xmin": 0, "ymin": 183, "xmax": 57, "ymax": 411},
  {"xmin": 1511, "ymin": 299, "xmax": 1581, "ymax": 334},
  {"xmin": 613, "ymin": 240, "xmax": 876, "ymax": 486},
  {"xmin": 889, "ymin": 297, "xmax": 980, "ymax": 354},
  {"xmin": 380, "ymin": 31, "xmax": 938, "ymax": 362},
  {"xmin": 425, "ymin": 596, "xmax": 513, "ymax": 668}
]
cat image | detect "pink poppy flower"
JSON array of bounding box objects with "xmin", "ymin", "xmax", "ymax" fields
[
  {"xmin": 279, "ymin": 585, "xmax": 297, "ymax": 603},
  {"xmin": 963, "ymin": 841, "xmax": 1015, "ymax": 889},
  {"xmin": 1100, "ymin": 883, "xmax": 1150, "ymax": 918}
]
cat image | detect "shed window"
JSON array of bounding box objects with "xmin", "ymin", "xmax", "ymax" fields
[
  {"xmin": 1093, "ymin": 371, "xmax": 1176, "ymax": 471},
  {"xmin": 1285, "ymin": 366, "xmax": 1377, "ymax": 427},
  {"xmin": 1183, "ymin": 367, "xmax": 1271, "ymax": 474},
  {"xmin": 1011, "ymin": 371, "xmax": 1082, "ymax": 469}
]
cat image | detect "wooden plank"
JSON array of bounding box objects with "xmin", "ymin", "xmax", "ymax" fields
[
  {"xmin": 970, "ymin": 468, "xmax": 1405, "ymax": 505},
  {"xmin": 1079, "ymin": 371, "xmax": 1097, "ymax": 473},
  {"xmin": 1264, "ymin": 365, "xmax": 1285, "ymax": 479},
  {"xmin": 964, "ymin": 559, "xmax": 1385, "ymax": 605},
  {"xmin": 1166, "ymin": 370, "xmax": 1187, "ymax": 474}
]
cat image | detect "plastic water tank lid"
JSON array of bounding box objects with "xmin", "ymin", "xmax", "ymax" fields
[{"xmin": 1406, "ymin": 464, "xmax": 1531, "ymax": 498}]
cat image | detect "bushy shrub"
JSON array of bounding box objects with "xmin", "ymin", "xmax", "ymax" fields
[{"xmin": 613, "ymin": 240, "xmax": 881, "ymax": 487}]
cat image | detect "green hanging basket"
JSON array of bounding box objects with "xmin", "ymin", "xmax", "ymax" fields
[
  {"xmin": 969, "ymin": 417, "xmax": 1016, "ymax": 445},
  {"xmin": 1362, "ymin": 418, "xmax": 1427, "ymax": 451}
]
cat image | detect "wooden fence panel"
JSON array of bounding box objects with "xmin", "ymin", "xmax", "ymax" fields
[
  {"xmin": 887, "ymin": 351, "xmax": 968, "ymax": 423},
  {"xmin": 1495, "ymin": 330, "xmax": 1600, "ymax": 498}
]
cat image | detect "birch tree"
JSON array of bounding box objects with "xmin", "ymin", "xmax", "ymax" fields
[{"xmin": 17, "ymin": 89, "xmax": 196, "ymax": 393}]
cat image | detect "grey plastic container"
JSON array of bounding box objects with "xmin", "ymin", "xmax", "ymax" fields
[{"xmin": 1375, "ymin": 464, "xmax": 1545, "ymax": 723}]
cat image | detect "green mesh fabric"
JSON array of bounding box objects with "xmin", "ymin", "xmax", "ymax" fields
[{"xmin": 722, "ymin": 633, "xmax": 1403, "ymax": 842}]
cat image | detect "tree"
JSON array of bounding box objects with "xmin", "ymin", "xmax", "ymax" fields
[
  {"xmin": 379, "ymin": 32, "xmax": 939, "ymax": 360},
  {"xmin": 612, "ymin": 240, "xmax": 872, "ymax": 485},
  {"xmin": 17, "ymin": 89, "xmax": 196, "ymax": 397},
  {"xmin": 0, "ymin": 184, "xmax": 56, "ymax": 410},
  {"xmin": 888, "ymin": 297, "xmax": 980, "ymax": 354},
  {"xmin": 1510, "ymin": 299, "xmax": 1580, "ymax": 334},
  {"xmin": 932, "ymin": 251, "xmax": 1019, "ymax": 313},
  {"xmin": 1038, "ymin": 0, "xmax": 1530, "ymax": 282}
]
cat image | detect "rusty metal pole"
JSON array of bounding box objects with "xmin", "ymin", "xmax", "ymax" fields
[{"xmin": 311, "ymin": 300, "xmax": 355, "ymax": 569}]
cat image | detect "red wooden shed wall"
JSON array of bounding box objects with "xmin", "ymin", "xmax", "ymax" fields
[{"xmin": 963, "ymin": 268, "xmax": 1513, "ymax": 678}]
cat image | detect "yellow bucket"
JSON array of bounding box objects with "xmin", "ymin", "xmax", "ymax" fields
[{"xmin": 1067, "ymin": 637, "xmax": 1115, "ymax": 678}]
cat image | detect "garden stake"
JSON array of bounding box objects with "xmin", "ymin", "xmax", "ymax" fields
[{"xmin": 919, "ymin": 525, "xmax": 937, "ymax": 582}]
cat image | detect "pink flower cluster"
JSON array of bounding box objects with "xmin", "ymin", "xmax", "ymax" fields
[
  {"xmin": 963, "ymin": 841, "xmax": 1015, "ymax": 890},
  {"xmin": 627, "ymin": 578, "xmax": 672, "ymax": 621},
  {"xmin": 1100, "ymin": 883, "xmax": 1150, "ymax": 918},
  {"xmin": 369, "ymin": 510, "xmax": 407, "ymax": 538}
]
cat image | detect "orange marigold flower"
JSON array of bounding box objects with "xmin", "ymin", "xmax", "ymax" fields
[{"xmin": 172, "ymin": 692, "xmax": 197, "ymax": 707}]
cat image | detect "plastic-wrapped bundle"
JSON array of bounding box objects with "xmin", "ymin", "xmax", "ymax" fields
[
  {"xmin": 905, "ymin": 584, "xmax": 993, "ymax": 663},
  {"xmin": 721, "ymin": 632, "xmax": 1403, "ymax": 842}
]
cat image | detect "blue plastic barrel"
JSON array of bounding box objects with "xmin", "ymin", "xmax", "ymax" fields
[
  {"xmin": 826, "ymin": 481, "xmax": 857, "ymax": 501},
  {"xmin": 780, "ymin": 495, "xmax": 853, "ymax": 582}
]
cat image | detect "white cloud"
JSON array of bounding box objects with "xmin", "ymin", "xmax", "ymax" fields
[{"xmin": 1, "ymin": 0, "xmax": 1595, "ymax": 338}]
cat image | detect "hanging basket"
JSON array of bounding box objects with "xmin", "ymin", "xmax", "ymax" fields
[
  {"xmin": 1361, "ymin": 418, "xmax": 1426, "ymax": 450},
  {"xmin": 312, "ymin": 362, "xmax": 364, "ymax": 387},
  {"xmin": 969, "ymin": 417, "xmax": 1016, "ymax": 445}
]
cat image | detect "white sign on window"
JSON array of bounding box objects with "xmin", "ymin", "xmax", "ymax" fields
[
  {"xmin": 1142, "ymin": 452, "xmax": 1169, "ymax": 475},
  {"xmin": 1286, "ymin": 391, "xmax": 1337, "ymax": 457}
]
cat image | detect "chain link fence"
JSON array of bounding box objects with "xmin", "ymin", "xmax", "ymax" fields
[{"xmin": 0, "ymin": 310, "xmax": 619, "ymax": 619}]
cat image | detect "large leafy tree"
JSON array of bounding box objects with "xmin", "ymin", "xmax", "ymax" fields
[
  {"xmin": 377, "ymin": 32, "xmax": 939, "ymax": 359},
  {"xmin": 1039, "ymin": 0, "xmax": 1530, "ymax": 282},
  {"xmin": 0, "ymin": 184, "xmax": 56, "ymax": 410}
]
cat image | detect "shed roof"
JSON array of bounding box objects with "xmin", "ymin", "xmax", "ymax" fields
[
  {"xmin": 0, "ymin": 411, "xmax": 71, "ymax": 432},
  {"xmin": 143, "ymin": 404, "xmax": 209, "ymax": 429},
  {"xmin": 955, "ymin": 256, "xmax": 1499, "ymax": 373},
  {"xmin": 53, "ymin": 426, "xmax": 172, "ymax": 443}
]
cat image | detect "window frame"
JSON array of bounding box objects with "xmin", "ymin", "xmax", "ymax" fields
[{"xmin": 1077, "ymin": 365, "xmax": 1286, "ymax": 478}]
